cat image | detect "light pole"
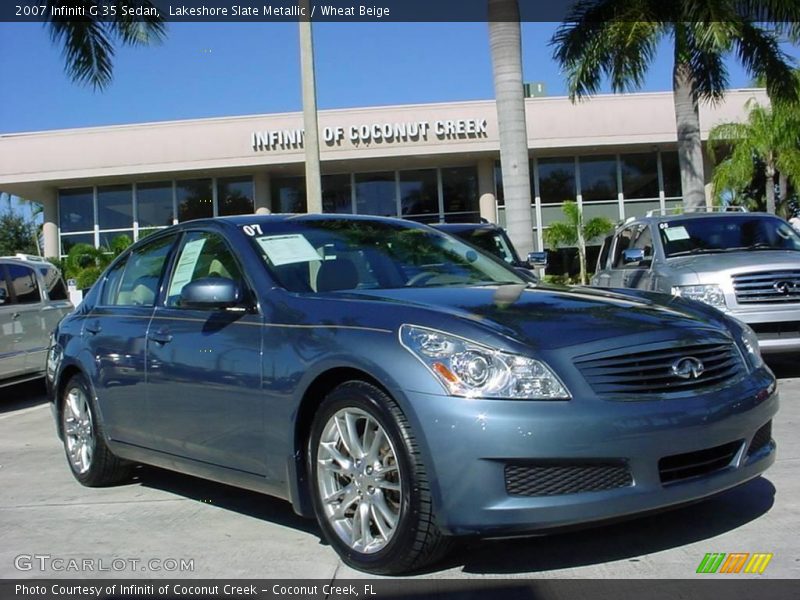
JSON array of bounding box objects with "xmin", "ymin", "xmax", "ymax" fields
[{"xmin": 299, "ymin": 0, "xmax": 322, "ymax": 213}]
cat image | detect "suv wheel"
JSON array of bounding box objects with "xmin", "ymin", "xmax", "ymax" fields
[{"xmin": 308, "ymin": 381, "xmax": 450, "ymax": 574}]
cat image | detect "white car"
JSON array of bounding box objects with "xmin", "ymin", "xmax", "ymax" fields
[{"xmin": 0, "ymin": 255, "xmax": 72, "ymax": 387}]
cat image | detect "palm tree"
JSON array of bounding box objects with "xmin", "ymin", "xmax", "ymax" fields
[
  {"xmin": 551, "ymin": 2, "xmax": 799, "ymax": 212},
  {"xmin": 709, "ymin": 100, "xmax": 800, "ymax": 215},
  {"xmin": 544, "ymin": 201, "xmax": 613, "ymax": 285},
  {"xmin": 46, "ymin": 1, "xmax": 165, "ymax": 89},
  {"xmin": 488, "ymin": 0, "xmax": 535, "ymax": 257}
]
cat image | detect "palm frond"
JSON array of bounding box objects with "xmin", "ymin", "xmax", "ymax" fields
[
  {"xmin": 733, "ymin": 21, "xmax": 799, "ymax": 104},
  {"xmin": 112, "ymin": 0, "xmax": 166, "ymax": 46},
  {"xmin": 47, "ymin": 17, "xmax": 114, "ymax": 90}
]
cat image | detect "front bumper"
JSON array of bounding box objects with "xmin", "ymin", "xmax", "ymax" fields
[
  {"xmin": 405, "ymin": 368, "xmax": 778, "ymax": 536},
  {"xmin": 728, "ymin": 306, "xmax": 800, "ymax": 354}
]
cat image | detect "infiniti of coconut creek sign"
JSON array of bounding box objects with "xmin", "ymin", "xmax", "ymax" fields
[{"xmin": 251, "ymin": 117, "xmax": 490, "ymax": 151}]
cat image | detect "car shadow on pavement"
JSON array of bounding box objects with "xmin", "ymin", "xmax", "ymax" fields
[
  {"xmin": 438, "ymin": 476, "xmax": 776, "ymax": 575},
  {"xmin": 133, "ymin": 466, "xmax": 324, "ymax": 538},
  {"xmin": 0, "ymin": 379, "xmax": 48, "ymax": 414}
]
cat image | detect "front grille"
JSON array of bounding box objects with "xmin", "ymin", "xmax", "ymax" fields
[
  {"xmin": 750, "ymin": 321, "xmax": 800, "ymax": 339},
  {"xmin": 659, "ymin": 441, "xmax": 742, "ymax": 485},
  {"xmin": 575, "ymin": 341, "xmax": 743, "ymax": 398},
  {"xmin": 733, "ymin": 270, "xmax": 800, "ymax": 304},
  {"xmin": 505, "ymin": 462, "xmax": 632, "ymax": 497},
  {"xmin": 748, "ymin": 421, "xmax": 773, "ymax": 456}
]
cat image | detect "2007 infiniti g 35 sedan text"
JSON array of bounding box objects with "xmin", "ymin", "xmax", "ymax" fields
[{"xmin": 47, "ymin": 215, "xmax": 778, "ymax": 574}]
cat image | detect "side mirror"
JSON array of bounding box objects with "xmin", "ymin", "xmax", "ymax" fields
[
  {"xmin": 527, "ymin": 251, "xmax": 549, "ymax": 268},
  {"xmin": 0, "ymin": 288, "xmax": 7, "ymax": 305},
  {"xmin": 180, "ymin": 278, "xmax": 242, "ymax": 310},
  {"xmin": 622, "ymin": 248, "xmax": 646, "ymax": 265}
]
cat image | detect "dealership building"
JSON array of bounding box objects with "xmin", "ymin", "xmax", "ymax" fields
[{"xmin": 0, "ymin": 88, "xmax": 766, "ymax": 259}]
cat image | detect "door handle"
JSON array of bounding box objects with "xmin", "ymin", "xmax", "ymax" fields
[
  {"xmin": 85, "ymin": 322, "xmax": 102, "ymax": 335},
  {"xmin": 148, "ymin": 330, "xmax": 173, "ymax": 345}
]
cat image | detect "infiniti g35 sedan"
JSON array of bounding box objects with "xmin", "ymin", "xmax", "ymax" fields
[{"xmin": 47, "ymin": 215, "xmax": 778, "ymax": 574}]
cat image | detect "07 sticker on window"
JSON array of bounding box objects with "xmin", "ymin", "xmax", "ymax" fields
[
  {"xmin": 663, "ymin": 226, "xmax": 690, "ymax": 241},
  {"xmin": 256, "ymin": 234, "xmax": 321, "ymax": 266}
]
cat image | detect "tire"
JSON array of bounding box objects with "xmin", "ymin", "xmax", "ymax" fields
[
  {"xmin": 308, "ymin": 380, "xmax": 450, "ymax": 574},
  {"xmin": 60, "ymin": 373, "xmax": 132, "ymax": 486}
]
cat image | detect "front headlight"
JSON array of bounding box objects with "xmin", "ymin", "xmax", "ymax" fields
[
  {"xmin": 399, "ymin": 325, "xmax": 570, "ymax": 400},
  {"xmin": 739, "ymin": 323, "xmax": 765, "ymax": 370},
  {"xmin": 671, "ymin": 284, "xmax": 727, "ymax": 310}
]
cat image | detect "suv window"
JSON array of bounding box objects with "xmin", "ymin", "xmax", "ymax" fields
[
  {"xmin": 629, "ymin": 225, "xmax": 654, "ymax": 264},
  {"xmin": 106, "ymin": 235, "xmax": 176, "ymax": 306},
  {"xmin": 7, "ymin": 264, "xmax": 41, "ymax": 304},
  {"xmin": 0, "ymin": 266, "xmax": 12, "ymax": 305},
  {"xmin": 611, "ymin": 225, "xmax": 640, "ymax": 269},
  {"xmin": 597, "ymin": 235, "xmax": 613, "ymax": 271},
  {"xmin": 38, "ymin": 266, "xmax": 69, "ymax": 301},
  {"xmin": 166, "ymin": 231, "xmax": 245, "ymax": 307}
]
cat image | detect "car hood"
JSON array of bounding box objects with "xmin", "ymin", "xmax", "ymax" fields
[
  {"xmin": 331, "ymin": 285, "xmax": 729, "ymax": 351},
  {"xmin": 666, "ymin": 250, "xmax": 800, "ymax": 278}
]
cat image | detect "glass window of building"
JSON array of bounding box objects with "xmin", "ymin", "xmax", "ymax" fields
[
  {"xmin": 97, "ymin": 185, "xmax": 133, "ymax": 230},
  {"xmin": 620, "ymin": 153, "xmax": 659, "ymax": 199},
  {"xmin": 322, "ymin": 174, "xmax": 352, "ymax": 214},
  {"xmin": 442, "ymin": 166, "xmax": 478, "ymax": 220},
  {"xmin": 136, "ymin": 182, "xmax": 174, "ymax": 228},
  {"xmin": 538, "ymin": 158, "xmax": 575, "ymax": 204},
  {"xmin": 177, "ymin": 179, "xmax": 213, "ymax": 222},
  {"xmin": 99, "ymin": 230, "xmax": 134, "ymax": 251},
  {"xmin": 59, "ymin": 188, "xmax": 94, "ymax": 233},
  {"xmin": 217, "ymin": 177, "xmax": 254, "ymax": 216},
  {"xmin": 400, "ymin": 169, "xmax": 438, "ymax": 218},
  {"xmin": 661, "ymin": 151, "xmax": 682, "ymax": 198},
  {"xmin": 355, "ymin": 172, "xmax": 396, "ymax": 217},
  {"xmin": 271, "ymin": 177, "xmax": 307, "ymax": 213},
  {"xmin": 60, "ymin": 233, "xmax": 95, "ymax": 256},
  {"xmin": 580, "ymin": 156, "xmax": 618, "ymax": 202},
  {"xmin": 494, "ymin": 161, "xmax": 504, "ymax": 206}
]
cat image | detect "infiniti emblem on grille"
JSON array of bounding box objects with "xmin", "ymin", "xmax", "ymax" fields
[
  {"xmin": 671, "ymin": 357, "xmax": 705, "ymax": 380},
  {"xmin": 773, "ymin": 280, "xmax": 797, "ymax": 295}
]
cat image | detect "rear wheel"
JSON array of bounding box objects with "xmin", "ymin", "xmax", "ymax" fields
[
  {"xmin": 61, "ymin": 374, "xmax": 132, "ymax": 486},
  {"xmin": 308, "ymin": 381, "xmax": 450, "ymax": 574}
]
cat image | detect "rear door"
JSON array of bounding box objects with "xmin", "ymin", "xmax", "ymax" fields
[
  {"xmin": 5, "ymin": 263, "xmax": 47, "ymax": 375},
  {"xmin": 146, "ymin": 229, "xmax": 265, "ymax": 475},
  {"xmin": 83, "ymin": 233, "xmax": 178, "ymax": 446},
  {"xmin": 0, "ymin": 266, "xmax": 26, "ymax": 377},
  {"xmin": 606, "ymin": 225, "xmax": 639, "ymax": 287}
]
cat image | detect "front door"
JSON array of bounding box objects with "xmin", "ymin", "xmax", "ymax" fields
[{"xmin": 146, "ymin": 230, "xmax": 265, "ymax": 475}]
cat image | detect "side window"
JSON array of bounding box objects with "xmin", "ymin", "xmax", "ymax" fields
[
  {"xmin": 108, "ymin": 235, "xmax": 176, "ymax": 307},
  {"xmin": 611, "ymin": 226, "xmax": 638, "ymax": 269},
  {"xmin": 166, "ymin": 231, "xmax": 244, "ymax": 307},
  {"xmin": 630, "ymin": 225, "xmax": 654, "ymax": 262},
  {"xmin": 38, "ymin": 266, "xmax": 69, "ymax": 301},
  {"xmin": 0, "ymin": 266, "xmax": 13, "ymax": 305},
  {"xmin": 7, "ymin": 264, "xmax": 41, "ymax": 304},
  {"xmin": 597, "ymin": 235, "xmax": 613, "ymax": 271},
  {"xmin": 100, "ymin": 257, "xmax": 128, "ymax": 306}
]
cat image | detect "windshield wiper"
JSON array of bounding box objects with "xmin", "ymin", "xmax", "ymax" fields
[{"xmin": 667, "ymin": 248, "xmax": 723, "ymax": 257}]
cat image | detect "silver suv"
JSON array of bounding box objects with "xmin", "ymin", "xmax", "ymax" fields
[
  {"xmin": 0, "ymin": 255, "xmax": 72, "ymax": 386},
  {"xmin": 592, "ymin": 209, "xmax": 800, "ymax": 354}
]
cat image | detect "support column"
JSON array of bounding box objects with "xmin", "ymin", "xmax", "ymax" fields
[
  {"xmin": 254, "ymin": 172, "xmax": 271, "ymax": 214},
  {"xmin": 477, "ymin": 158, "xmax": 497, "ymax": 223},
  {"xmin": 41, "ymin": 191, "xmax": 59, "ymax": 258}
]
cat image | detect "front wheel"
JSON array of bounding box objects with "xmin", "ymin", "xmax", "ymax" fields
[
  {"xmin": 308, "ymin": 381, "xmax": 450, "ymax": 574},
  {"xmin": 61, "ymin": 374, "xmax": 132, "ymax": 486}
]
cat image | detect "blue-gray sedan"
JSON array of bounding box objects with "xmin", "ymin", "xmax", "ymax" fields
[{"xmin": 47, "ymin": 215, "xmax": 778, "ymax": 574}]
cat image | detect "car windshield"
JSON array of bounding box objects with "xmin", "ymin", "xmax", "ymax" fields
[
  {"xmin": 457, "ymin": 230, "xmax": 517, "ymax": 264},
  {"xmin": 659, "ymin": 215, "xmax": 800, "ymax": 258},
  {"xmin": 246, "ymin": 219, "xmax": 525, "ymax": 293}
]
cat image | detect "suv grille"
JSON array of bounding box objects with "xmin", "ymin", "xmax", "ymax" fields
[
  {"xmin": 659, "ymin": 441, "xmax": 742, "ymax": 485},
  {"xmin": 733, "ymin": 270, "xmax": 800, "ymax": 304},
  {"xmin": 575, "ymin": 341, "xmax": 743, "ymax": 398},
  {"xmin": 505, "ymin": 463, "xmax": 632, "ymax": 497}
]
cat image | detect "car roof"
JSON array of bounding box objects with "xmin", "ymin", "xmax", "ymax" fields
[
  {"xmin": 431, "ymin": 222, "xmax": 501, "ymax": 234},
  {"xmin": 624, "ymin": 211, "xmax": 778, "ymax": 227}
]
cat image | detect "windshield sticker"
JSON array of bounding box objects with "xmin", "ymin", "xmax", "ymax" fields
[
  {"xmin": 663, "ymin": 226, "xmax": 690, "ymax": 241},
  {"xmin": 168, "ymin": 237, "xmax": 207, "ymax": 297},
  {"xmin": 256, "ymin": 234, "xmax": 321, "ymax": 266}
]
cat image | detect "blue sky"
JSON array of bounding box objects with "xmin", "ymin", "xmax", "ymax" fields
[{"xmin": 0, "ymin": 21, "xmax": 796, "ymax": 134}]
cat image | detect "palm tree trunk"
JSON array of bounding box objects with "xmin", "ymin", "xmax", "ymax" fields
[
  {"xmin": 673, "ymin": 62, "xmax": 707, "ymax": 211},
  {"xmin": 488, "ymin": 0, "xmax": 534, "ymax": 257},
  {"xmin": 765, "ymin": 164, "xmax": 776, "ymax": 214},
  {"xmin": 577, "ymin": 226, "xmax": 587, "ymax": 285},
  {"xmin": 299, "ymin": 0, "xmax": 322, "ymax": 213},
  {"xmin": 778, "ymin": 171, "xmax": 788, "ymax": 215}
]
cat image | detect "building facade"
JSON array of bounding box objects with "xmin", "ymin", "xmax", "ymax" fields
[{"xmin": 0, "ymin": 89, "xmax": 766, "ymax": 259}]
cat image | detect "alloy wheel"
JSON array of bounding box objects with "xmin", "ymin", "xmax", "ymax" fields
[{"xmin": 63, "ymin": 386, "xmax": 95, "ymax": 474}]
